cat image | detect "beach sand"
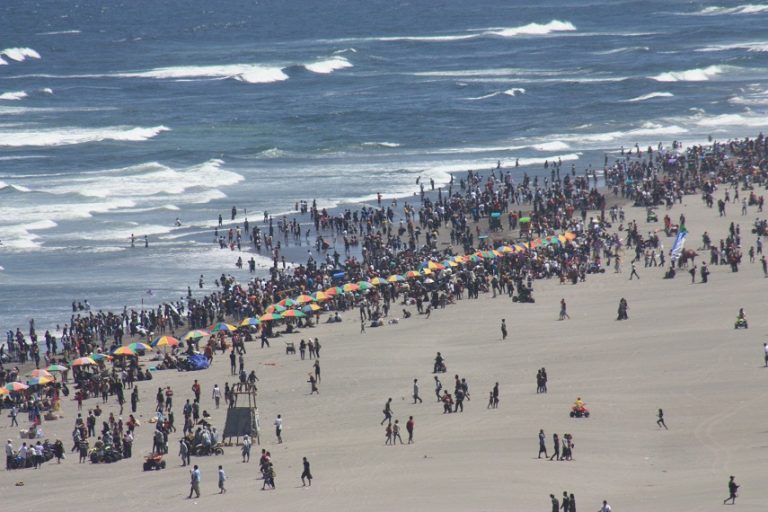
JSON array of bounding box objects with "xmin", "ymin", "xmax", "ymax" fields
[{"xmin": 2, "ymin": 187, "xmax": 766, "ymax": 511}]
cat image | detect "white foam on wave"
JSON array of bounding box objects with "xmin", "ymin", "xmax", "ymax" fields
[
  {"xmin": 504, "ymin": 88, "xmax": 525, "ymax": 96},
  {"xmin": 694, "ymin": 4, "xmax": 768, "ymax": 15},
  {"xmin": 533, "ymin": 141, "xmax": 571, "ymax": 151},
  {"xmin": 256, "ymin": 147, "xmax": 288, "ymax": 158},
  {"xmin": 651, "ymin": 65, "xmax": 724, "ymax": 82},
  {"xmin": 693, "ymin": 113, "xmax": 768, "ymax": 128},
  {"xmin": 41, "ymin": 159, "xmax": 243, "ymax": 199},
  {"xmin": 488, "ymin": 20, "xmax": 576, "ymax": 38},
  {"xmin": 594, "ymin": 46, "xmax": 650, "ymax": 55},
  {"xmin": 37, "ymin": 30, "xmax": 81, "ymax": 35},
  {"xmin": 697, "ymin": 41, "xmax": 768, "ymax": 52},
  {"xmin": 362, "ymin": 142, "xmax": 401, "ymax": 148},
  {"xmin": 0, "ymin": 47, "xmax": 41, "ymax": 62},
  {"xmin": 117, "ymin": 64, "xmax": 289, "ymax": 84},
  {"xmin": 0, "ymin": 181, "xmax": 32, "ymax": 192},
  {"xmin": 626, "ymin": 92, "xmax": 674, "ymax": 102},
  {"xmin": 0, "ymin": 125, "xmax": 169, "ymax": 147},
  {"xmin": 304, "ymin": 56, "xmax": 353, "ymax": 74},
  {"xmin": 556, "ymin": 122, "xmax": 688, "ymax": 146},
  {"xmin": 0, "ymin": 91, "xmax": 28, "ymax": 101},
  {"xmin": 464, "ymin": 88, "xmax": 525, "ymax": 101}
]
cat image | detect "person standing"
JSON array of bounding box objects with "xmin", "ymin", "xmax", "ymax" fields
[
  {"xmin": 314, "ymin": 359, "xmax": 321, "ymax": 383},
  {"xmin": 599, "ymin": 500, "xmax": 611, "ymax": 512},
  {"xmin": 568, "ymin": 493, "xmax": 576, "ymax": 512},
  {"xmin": 763, "ymin": 342, "xmax": 768, "ymax": 367},
  {"xmin": 501, "ymin": 318, "xmax": 508, "ymax": 340},
  {"xmin": 218, "ymin": 465, "xmax": 227, "ymax": 494},
  {"xmin": 538, "ymin": 429, "xmax": 548, "ymax": 459},
  {"xmin": 550, "ymin": 494, "xmax": 559, "ymax": 512},
  {"xmin": 301, "ymin": 457, "xmax": 313, "ymax": 486},
  {"xmin": 274, "ymin": 414, "xmax": 283, "ymax": 444},
  {"xmin": 561, "ymin": 492, "xmax": 570, "ymax": 511},
  {"xmin": 657, "ymin": 409, "xmax": 668, "ymax": 429},
  {"xmin": 392, "ymin": 419, "xmax": 404, "ymax": 444},
  {"xmin": 434, "ymin": 375, "xmax": 442, "ymax": 401},
  {"xmin": 188, "ymin": 465, "xmax": 201, "ymax": 499},
  {"xmin": 559, "ymin": 299, "xmax": 570, "ymax": 320},
  {"xmin": 212, "ymin": 384, "xmax": 221, "ymax": 409},
  {"xmin": 131, "ymin": 387, "xmax": 139, "ymax": 413},
  {"xmin": 10, "ymin": 405, "xmax": 18, "ymax": 427},
  {"xmin": 242, "ymin": 434, "xmax": 252, "ymax": 462},
  {"xmin": 406, "ymin": 416, "xmax": 415, "ymax": 444},
  {"xmin": 724, "ymin": 475, "xmax": 740, "ymax": 505},
  {"xmin": 412, "ymin": 378, "xmax": 422, "ymax": 404},
  {"xmin": 381, "ymin": 398, "xmax": 393, "ymax": 425}
]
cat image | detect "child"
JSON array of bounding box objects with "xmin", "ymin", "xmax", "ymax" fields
[{"xmin": 218, "ymin": 465, "xmax": 226, "ymax": 494}]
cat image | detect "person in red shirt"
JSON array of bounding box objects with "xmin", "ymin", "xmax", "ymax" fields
[{"xmin": 406, "ymin": 416, "xmax": 415, "ymax": 444}]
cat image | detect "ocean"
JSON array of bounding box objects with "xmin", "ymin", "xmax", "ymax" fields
[{"xmin": 1, "ymin": 0, "xmax": 767, "ymax": 332}]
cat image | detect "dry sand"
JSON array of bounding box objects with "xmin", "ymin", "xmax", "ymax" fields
[{"xmin": 2, "ymin": 188, "xmax": 766, "ymax": 511}]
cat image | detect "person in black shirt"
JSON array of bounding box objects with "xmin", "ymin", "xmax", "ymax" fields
[
  {"xmin": 724, "ymin": 475, "xmax": 739, "ymax": 504},
  {"xmin": 301, "ymin": 457, "xmax": 313, "ymax": 486}
]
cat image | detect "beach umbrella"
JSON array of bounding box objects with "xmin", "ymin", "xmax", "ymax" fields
[
  {"xmin": 325, "ymin": 286, "xmax": 343, "ymax": 296},
  {"xmin": 209, "ymin": 322, "xmax": 237, "ymax": 333},
  {"xmin": 112, "ymin": 346, "xmax": 136, "ymax": 357},
  {"xmin": 71, "ymin": 357, "xmax": 96, "ymax": 366},
  {"xmin": 183, "ymin": 329, "xmax": 210, "ymax": 341},
  {"xmin": 342, "ymin": 283, "xmax": 360, "ymax": 292},
  {"xmin": 4, "ymin": 382, "xmax": 29, "ymax": 393},
  {"xmin": 151, "ymin": 335, "xmax": 180, "ymax": 348},
  {"xmin": 421, "ymin": 268, "xmax": 433, "ymax": 275},
  {"xmin": 302, "ymin": 304, "xmax": 321, "ymax": 313},
  {"xmin": 46, "ymin": 364, "xmax": 69, "ymax": 372},
  {"xmin": 369, "ymin": 277, "xmax": 386, "ymax": 286},
  {"xmin": 281, "ymin": 309, "xmax": 306, "ymax": 318},
  {"xmin": 89, "ymin": 353, "xmax": 112, "ymax": 362},
  {"xmin": 387, "ymin": 274, "xmax": 405, "ymax": 283},
  {"xmin": 404, "ymin": 270, "xmax": 421, "ymax": 279},
  {"xmin": 312, "ymin": 291, "xmax": 330, "ymax": 301},
  {"xmin": 265, "ymin": 304, "xmax": 287, "ymax": 314},
  {"xmin": 240, "ymin": 317, "xmax": 260, "ymax": 327},
  {"xmin": 442, "ymin": 260, "xmax": 459, "ymax": 268},
  {"xmin": 259, "ymin": 312, "xmax": 283, "ymax": 321},
  {"xmin": 30, "ymin": 369, "xmax": 53, "ymax": 379},
  {"xmin": 0, "ymin": 388, "xmax": 8, "ymax": 396},
  {"xmin": 357, "ymin": 281, "xmax": 374, "ymax": 291},
  {"xmin": 278, "ymin": 298, "xmax": 298, "ymax": 307},
  {"xmin": 27, "ymin": 376, "xmax": 54, "ymax": 386},
  {"xmin": 127, "ymin": 342, "xmax": 152, "ymax": 352},
  {"xmin": 294, "ymin": 294, "xmax": 315, "ymax": 304},
  {"xmin": 564, "ymin": 232, "xmax": 576, "ymax": 241}
]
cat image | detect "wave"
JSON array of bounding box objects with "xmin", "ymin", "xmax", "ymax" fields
[
  {"xmin": 332, "ymin": 48, "xmax": 357, "ymax": 54},
  {"xmin": 362, "ymin": 141, "xmax": 401, "ymax": 148},
  {"xmin": 694, "ymin": 4, "xmax": 768, "ymax": 15},
  {"xmin": 0, "ymin": 181, "xmax": 32, "ymax": 193},
  {"xmin": 303, "ymin": 56, "xmax": 353, "ymax": 74},
  {"xmin": 463, "ymin": 88, "xmax": 525, "ymax": 101},
  {"xmin": 625, "ymin": 92, "xmax": 674, "ymax": 102},
  {"xmin": 0, "ymin": 125, "xmax": 169, "ymax": 147},
  {"xmin": 696, "ymin": 41, "xmax": 768, "ymax": 52},
  {"xmin": 554, "ymin": 122, "xmax": 688, "ymax": 146},
  {"xmin": 36, "ymin": 30, "xmax": 81, "ymax": 35},
  {"xmin": 116, "ymin": 64, "xmax": 289, "ymax": 83},
  {"xmin": 693, "ymin": 113, "xmax": 768, "ymax": 128},
  {"xmin": 0, "ymin": 47, "xmax": 41, "ymax": 63},
  {"xmin": 650, "ymin": 65, "xmax": 724, "ymax": 82},
  {"xmin": 372, "ymin": 20, "xmax": 575, "ymax": 43},
  {"xmin": 533, "ymin": 141, "xmax": 571, "ymax": 151},
  {"xmin": 0, "ymin": 91, "xmax": 28, "ymax": 101},
  {"xmin": 594, "ymin": 46, "xmax": 650, "ymax": 55}
]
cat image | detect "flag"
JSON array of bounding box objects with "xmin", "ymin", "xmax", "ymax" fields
[{"xmin": 670, "ymin": 227, "xmax": 688, "ymax": 261}]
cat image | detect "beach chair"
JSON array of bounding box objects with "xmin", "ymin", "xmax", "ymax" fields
[{"xmin": 285, "ymin": 342, "xmax": 296, "ymax": 355}]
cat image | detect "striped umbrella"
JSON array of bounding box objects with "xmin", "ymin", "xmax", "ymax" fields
[
  {"xmin": 294, "ymin": 294, "xmax": 315, "ymax": 304},
  {"xmin": 30, "ymin": 369, "xmax": 53, "ymax": 379},
  {"xmin": 46, "ymin": 364, "xmax": 69, "ymax": 372},
  {"xmin": 281, "ymin": 309, "xmax": 306, "ymax": 318},
  {"xmin": 183, "ymin": 329, "xmax": 210, "ymax": 341},
  {"xmin": 27, "ymin": 376, "xmax": 54, "ymax": 386},
  {"xmin": 240, "ymin": 317, "xmax": 260, "ymax": 327},
  {"xmin": 151, "ymin": 335, "xmax": 180, "ymax": 348},
  {"xmin": 71, "ymin": 357, "xmax": 96, "ymax": 366},
  {"xmin": 4, "ymin": 382, "xmax": 29, "ymax": 392},
  {"xmin": 127, "ymin": 342, "xmax": 152, "ymax": 352},
  {"xmin": 259, "ymin": 312, "xmax": 283, "ymax": 321},
  {"xmin": 112, "ymin": 346, "xmax": 136, "ymax": 357},
  {"xmin": 209, "ymin": 322, "xmax": 237, "ymax": 333}
]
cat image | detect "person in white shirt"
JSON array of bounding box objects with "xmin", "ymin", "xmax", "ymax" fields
[
  {"xmin": 274, "ymin": 414, "xmax": 283, "ymax": 444},
  {"xmin": 5, "ymin": 439, "xmax": 14, "ymax": 470},
  {"xmin": 212, "ymin": 384, "xmax": 222, "ymax": 409},
  {"xmin": 599, "ymin": 499, "xmax": 612, "ymax": 512}
]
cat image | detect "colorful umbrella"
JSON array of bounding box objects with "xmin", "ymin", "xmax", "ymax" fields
[
  {"xmin": 564, "ymin": 232, "xmax": 576, "ymax": 241},
  {"xmin": 421, "ymin": 268, "xmax": 433, "ymax": 275},
  {"xmin": 294, "ymin": 294, "xmax": 315, "ymax": 304},
  {"xmin": 46, "ymin": 364, "xmax": 69, "ymax": 372},
  {"xmin": 112, "ymin": 346, "xmax": 136, "ymax": 357},
  {"xmin": 442, "ymin": 260, "xmax": 459, "ymax": 268},
  {"xmin": 302, "ymin": 303, "xmax": 321, "ymax": 312},
  {"xmin": 183, "ymin": 329, "xmax": 210, "ymax": 341},
  {"xmin": 89, "ymin": 353, "xmax": 112, "ymax": 362},
  {"xmin": 209, "ymin": 322, "xmax": 237, "ymax": 333},
  {"xmin": 259, "ymin": 312, "xmax": 283, "ymax": 321},
  {"xmin": 405, "ymin": 270, "xmax": 421, "ymax": 279},
  {"xmin": 151, "ymin": 335, "xmax": 180, "ymax": 348},
  {"xmin": 342, "ymin": 283, "xmax": 360, "ymax": 292},
  {"xmin": 357, "ymin": 281, "xmax": 374, "ymax": 290},
  {"xmin": 127, "ymin": 342, "xmax": 152, "ymax": 352},
  {"xmin": 387, "ymin": 274, "xmax": 405, "ymax": 283},
  {"xmin": 71, "ymin": 357, "xmax": 96, "ymax": 366},
  {"xmin": 266, "ymin": 304, "xmax": 287, "ymax": 314},
  {"xmin": 281, "ymin": 309, "xmax": 306, "ymax": 318},
  {"xmin": 30, "ymin": 369, "xmax": 53, "ymax": 379},
  {"xmin": 370, "ymin": 277, "xmax": 386, "ymax": 286},
  {"xmin": 0, "ymin": 388, "xmax": 8, "ymax": 396},
  {"xmin": 325, "ymin": 286, "xmax": 343, "ymax": 296},
  {"xmin": 312, "ymin": 291, "xmax": 330, "ymax": 301},
  {"xmin": 4, "ymin": 382, "xmax": 29, "ymax": 392},
  {"xmin": 278, "ymin": 298, "xmax": 298, "ymax": 307},
  {"xmin": 519, "ymin": 216, "xmax": 531, "ymax": 223},
  {"xmin": 27, "ymin": 376, "xmax": 54, "ymax": 386},
  {"xmin": 240, "ymin": 317, "xmax": 261, "ymax": 327},
  {"xmin": 426, "ymin": 261, "xmax": 445, "ymax": 270}
]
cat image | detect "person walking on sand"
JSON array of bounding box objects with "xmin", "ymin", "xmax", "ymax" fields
[
  {"xmin": 314, "ymin": 359, "xmax": 321, "ymax": 383},
  {"xmin": 188, "ymin": 465, "xmax": 201, "ymax": 499},
  {"xmin": 550, "ymin": 433, "xmax": 560, "ymax": 461},
  {"xmin": 538, "ymin": 429, "xmax": 548, "ymax": 459},
  {"xmin": 412, "ymin": 378, "xmax": 422, "ymax": 404},
  {"xmin": 381, "ymin": 398, "xmax": 393, "ymax": 425},
  {"xmin": 630, "ymin": 262, "xmax": 640, "ymax": 280},
  {"xmin": 434, "ymin": 375, "xmax": 442, "ymax": 402},
  {"xmin": 724, "ymin": 475, "xmax": 740, "ymax": 504},
  {"xmin": 392, "ymin": 419, "xmax": 404, "ymax": 444},
  {"xmin": 308, "ymin": 374, "xmax": 318, "ymax": 395},
  {"xmin": 559, "ymin": 298, "xmax": 570, "ymax": 320},
  {"xmin": 274, "ymin": 414, "xmax": 283, "ymax": 443},
  {"xmin": 406, "ymin": 416, "xmax": 414, "ymax": 444},
  {"xmin": 301, "ymin": 457, "xmax": 312, "ymax": 486},
  {"xmin": 550, "ymin": 494, "xmax": 559, "ymax": 512},
  {"xmin": 212, "ymin": 384, "xmax": 221, "ymax": 409},
  {"xmin": 657, "ymin": 408, "xmax": 668, "ymax": 429},
  {"xmin": 218, "ymin": 465, "xmax": 226, "ymax": 494},
  {"xmin": 501, "ymin": 318, "xmax": 508, "ymax": 340},
  {"xmin": 360, "ymin": 318, "xmax": 366, "ymax": 333}
]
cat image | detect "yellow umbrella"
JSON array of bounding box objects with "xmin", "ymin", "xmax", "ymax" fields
[{"xmin": 112, "ymin": 346, "xmax": 136, "ymax": 356}]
